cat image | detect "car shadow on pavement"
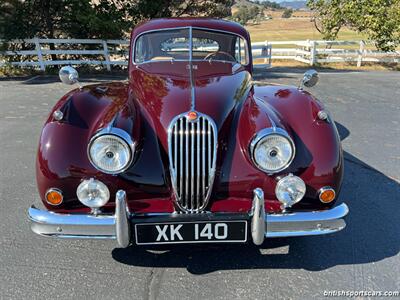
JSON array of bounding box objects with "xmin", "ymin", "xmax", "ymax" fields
[{"xmin": 112, "ymin": 122, "xmax": 399, "ymax": 274}]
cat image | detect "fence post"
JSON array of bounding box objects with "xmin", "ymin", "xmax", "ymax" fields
[
  {"xmin": 268, "ymin": 42, "xmax": 272, "ymax": 67},
  {"xmin": 357, "ymin": 40, "xmax": 365, "ymax": 67},
  {"xmin": 102, "ymin": 40, "xmax": 111, "ymax": 71},
  {"xmin": 263, "ymin": 40, "xmax": 268, "ymax": 65},
  {"xmin": 262, "ymin": 40, "xmax": 272, "ymax": 67},
  {"xmin": 34, "ymin": 37, "xmax": 45, "ymax": 71},
  {"xmin": 310, "ymin": 40, "xmax": 317, "ymax": 66}
]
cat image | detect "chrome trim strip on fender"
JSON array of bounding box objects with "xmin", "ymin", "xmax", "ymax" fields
[
  {"xmin": 254, "ymin": 96, "xmax": 277, "ymax": 130},
  {"xmin": 188, "ymin": 26, "xmax": 196, "ymax": 110}
]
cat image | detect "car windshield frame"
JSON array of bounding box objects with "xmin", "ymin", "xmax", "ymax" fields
[{"xmin": 132, "ymin": 26, "xmax": 250, "ymax": 66}]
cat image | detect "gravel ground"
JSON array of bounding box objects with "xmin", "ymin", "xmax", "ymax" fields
[{"xmin": 0, "ymin": 70, "xmax": 399, "ymax": 300}]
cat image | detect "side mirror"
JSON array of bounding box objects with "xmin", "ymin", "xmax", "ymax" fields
[
  {"xmin": 300, "ymin": 69, "xmax": 319, "ymax": 89},
  {"xmin": 59, "ymin": 66, "xmax": 79, "ymax": 85}
]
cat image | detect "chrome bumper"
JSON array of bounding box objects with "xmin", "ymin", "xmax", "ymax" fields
[{"xmin": 28, "ymin": 189, "xmax": 349, "ymax": 247}]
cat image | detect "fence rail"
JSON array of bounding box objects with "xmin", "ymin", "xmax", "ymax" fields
[
  {"xmin": 260, "ymin": 40, "xmax": 400, "ymax": 67},
  {"xmin": 1, "ymin": 38, "xmax": 398, "ymax": 70}
]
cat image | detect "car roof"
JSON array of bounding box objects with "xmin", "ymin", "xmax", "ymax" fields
[{"xmin": 131, "ymin": 18, "xmax": 250, "ymax": 40}]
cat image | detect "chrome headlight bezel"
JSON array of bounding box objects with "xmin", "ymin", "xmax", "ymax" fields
[
  {"xmin": 87, "ymin": 128, "xmax": 135, "ymax": 174},
  {"xmin": 249, "ymin": 127, "xmax": 295, "ymax": 174}
]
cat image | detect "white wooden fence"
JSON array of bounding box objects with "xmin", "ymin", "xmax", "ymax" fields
[
  {"xmin": 0, "ymin": 37, "xmax": 130, "ymax": 71},
  {"xmin": 258, "ymin": 40, "xmax": 400, "ymax": 67},
  {"xmin": 0, "ymin": 37, "xmax": 272, "ymax": 70},
  {"xmin": 0, "ymin": 38, "xmax": 398, "ymax": 70}
]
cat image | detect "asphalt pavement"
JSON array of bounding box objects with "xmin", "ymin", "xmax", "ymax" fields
[{"xmin": 0, "ymin": 69, "xmax": 399, "ymax": 299}]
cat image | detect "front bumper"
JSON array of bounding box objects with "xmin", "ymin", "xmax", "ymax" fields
[{"xmin": 28, "ymin": 189, "xmax": 349, "ymax": 247}]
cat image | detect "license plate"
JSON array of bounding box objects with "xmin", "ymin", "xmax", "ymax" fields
[{"xmin": 134, "ymin": 220, "xmax": 247, "ymax": 245}]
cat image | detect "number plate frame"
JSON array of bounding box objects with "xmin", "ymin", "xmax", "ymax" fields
[{"xmin": 134, "ymin": 220, "xmax": 248, "ymax": 245}]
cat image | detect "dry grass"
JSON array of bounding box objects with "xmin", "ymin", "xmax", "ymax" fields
[
  {"xmin": 245, "ymin": 18, "xmax": 366, "ymax": 42},
  {"xmin": 246, "ymin": 17, "xmax": 398, "ymax": 70},
  {"xmin": 291, "ymin": 11, "xmax": 314, "ymax": 18},
  {"xmin": 262, "ymin": 9, "xmax": 314, "ymax": 18}
]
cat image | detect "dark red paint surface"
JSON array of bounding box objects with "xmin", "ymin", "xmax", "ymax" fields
[{"xmin": 36, "ymin": 19, "xmax": 343, "ymax": 214}]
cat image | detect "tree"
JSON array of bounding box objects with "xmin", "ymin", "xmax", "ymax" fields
[
  {"xmin": 233, "ymin": 6, "xmax": 250, "ymax": 25},
  {"xmin": 264, "ymin": 1, "xmax": 283, "ymax": 10},
  {"xmin": 307, "ymin": 0, "xmax": 400, "ymax": 51},
  {"xmin": 0, "ymin": 0, "xmax": 234, "ymax": 63},
  {"xmin": 249, "ymin": 5, "xmax": 260, "ymax": 18},
  {"xmin": 0, "ymin": 0, "xmax": 234, "ymax": 40},
  {"xmin": 0, "ymin": 0, "xmax": 129, "ymax": 40},
  {"xmin": 253, "ymin": 0, "xmax": 283, "ymax": 10},
  {"xmin": 124, "ymin": 0, "xmax": 234, "ymax": 24},
  {"xmin": 233, "ymin": 4, "xmax": 261, "ymax": 25},
  {"xmin": 282, "ymin": 8, "xmax": 293, "ymax": 18}
]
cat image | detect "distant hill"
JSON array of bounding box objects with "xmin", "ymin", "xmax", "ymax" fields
[
  {"xmin": 233, "ymin": 0, "xmax": 283, "ymax": 10},
  {"xmin": 279, "ymin": 1, "xmax": 307, "ymax": 9},
  {"xmin": 233, "ymin": 0, "xmax": 262, "ymax": 7}
]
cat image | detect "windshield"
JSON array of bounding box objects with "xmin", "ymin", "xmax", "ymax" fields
[{"xmin": 134, "ymin": 28, "xmax": 249, "ymax": 65}]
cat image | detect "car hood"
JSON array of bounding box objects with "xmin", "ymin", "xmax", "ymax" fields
[{"xmin": 129, "ymin": 61, "xmax": 253, "ymax": 149}]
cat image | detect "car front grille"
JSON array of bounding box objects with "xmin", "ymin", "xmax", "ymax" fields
[{"xmin": 168, "ymin": 113, "xmax": 217, "ymax": 213}]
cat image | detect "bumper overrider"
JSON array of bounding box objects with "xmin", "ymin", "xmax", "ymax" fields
[{"xmin": 28, "ymin": 189, "xmax": 349, "ymax": 247}]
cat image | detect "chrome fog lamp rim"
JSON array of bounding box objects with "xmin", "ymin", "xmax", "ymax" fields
[
  {"xmin": 87, "ymin": 127, "xmax": 135, "ymax": 174},
  {"xmin": 275, "ymin": 174, "xmax": 306, "ymax": 208},
  {"xmin": 250, "ymin": 127, "xmax": 296, "ymax": 174},
  {"xmin": 76, "ymin": 178, "xmax": 110, "ymax": 208}
]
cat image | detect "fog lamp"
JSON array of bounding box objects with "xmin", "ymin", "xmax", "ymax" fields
[
  {"xmin": 275, "ymin": 174, "xmax": 306, "ymax": 209},
  {"xmin": 76, "ymin": 178, "xmax": 110, "ymax": 208}
]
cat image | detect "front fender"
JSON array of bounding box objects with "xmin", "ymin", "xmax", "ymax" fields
[
  {"xmin": 36, "ymin": 82, "xmax": 144, "ymax": 212},
  {"xmin": 254, "ymin": 85, "xmax": 344, "ymax": 209}
]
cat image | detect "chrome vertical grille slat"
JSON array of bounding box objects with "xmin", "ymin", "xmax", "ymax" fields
[
  {"xmin": 196, "ymin": 119, "xmax": 200, "ymax": 209},
  {"xmin": 208, "ymin": 122, "xmax": 212, "ymax": 173},
  {"xmin": 185, "ymin": 118, "xmax": 189, "ymax": 207},
  {"xmin": 190, "ymin": 122, "xmax": 194, "ymax": 210},
  {"xmin": 201, "ymin": 118, "xmax": 206, "ymax": 201},
  {"xmin": 168, "ymin": 112, "xmax": 217, "ymax": 213},
  {"xmin": 179, "ymin": 119, "xmax": 183, "ymax": 206}
]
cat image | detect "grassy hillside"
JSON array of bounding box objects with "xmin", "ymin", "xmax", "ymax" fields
[
  {"xmin": 232, "ymin": 1, "xmax": 364, "ymax": 42},
  {"xmin": 245, "ymin": 18, "xmax": 365, "ymax": 42}
]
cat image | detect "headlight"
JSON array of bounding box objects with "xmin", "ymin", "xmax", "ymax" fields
[
  {"xmin": 88, "ymin": 128, "xmax": 134, "ymax": 174},
  {"xmin": 77, "ymin": 178, "xmax": 110, "ymax": 208},
  {"xmin": 275, "ymin": 174, "xmax": 306, "ymax": 208},
  {"xmin": 250, "ymin": 128, "xmax": 295, "ymax": 173}
]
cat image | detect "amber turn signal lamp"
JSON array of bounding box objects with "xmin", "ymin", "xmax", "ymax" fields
[
  {"xmin": 45, "ymin": 188, "xmax": 63, "ymax": 206},
  {"xmin": 319, "ymin": 187, "xmax": 336, "ymax": 203}
]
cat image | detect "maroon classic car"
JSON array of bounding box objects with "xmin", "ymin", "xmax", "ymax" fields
[{"xmin": 28, "ymin": 18, "xmax": 348, "ymax": 247}]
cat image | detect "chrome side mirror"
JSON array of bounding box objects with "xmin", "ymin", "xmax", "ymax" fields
[
  {"xmin": 299, "ymin": 69, "xmax": 319, "ymax": 89},
  {"xmin": 59, "ymin": 66, "xmax": 79, "ymax": 85}
]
